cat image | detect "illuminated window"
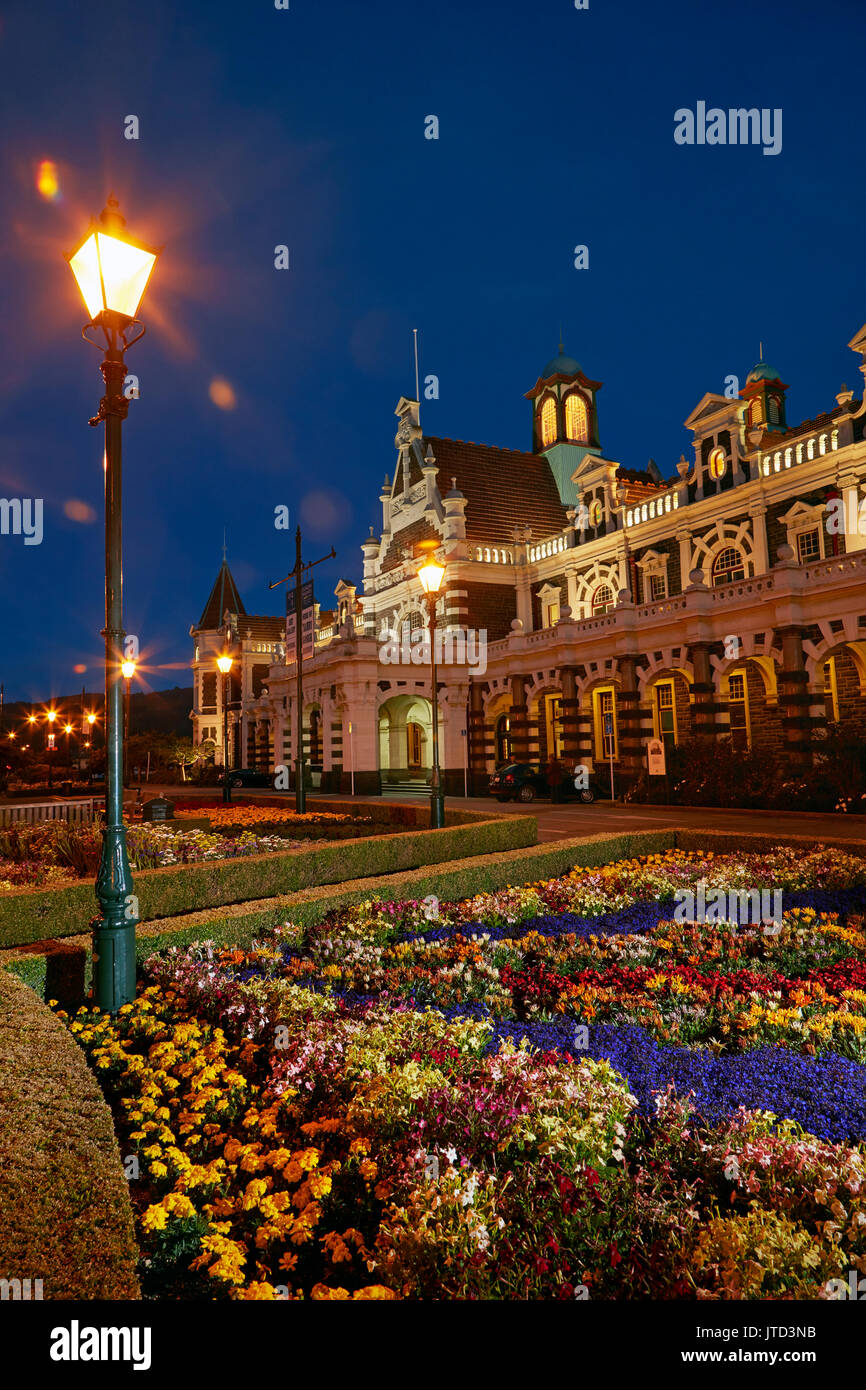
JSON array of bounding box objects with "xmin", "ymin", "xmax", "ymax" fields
[
  {"xmin": 654, "ymin": 680, "xmax": 677, "ymax": 747},
  {"xmin": 727, "ymin": 669, "xmax": 750, "ymax": 750},
  {"xmin": 495, "ymin": 715, "xmax": 512, "ymax": 765},
  {"xmin": 708, "ymin": 447, "xmax": 726, "ymax": 481},
  {"xmin": 543, "ymin": 597, "xmax": 560, "ymax": 628},
  {"xmin": 823, "ymin": 658, "xmax": 839, "ymax": 723},
  {"xmin": 796, "ymin": 529, "xmax": 820, "ymax": 564},
  {"xmin": 545, "ymin": 695, "xmax": 564, "ymax": 759},
  {"xmin": 594, "ymin": 687, "xmax": 617, "ymax": 759},
  {"xmin": 588, "ymin": 498, "xmax": 603, "ymax": 527},
  {"xmin": 712, "ymin": 547, "xmax": 746, "ymax": 586},
  {"xmin": 564, "ymin": 392, "xmax": 589, "ymax": 442},
  {"xmin": 592, "ymin": 583, "xmax": 615, "ymax": 615},
  {"xmin": 540, "ymin": 397, "xmax": 557, "ymax": 446},
  {"xmin": 750, "ymin": 398, "xmax": 763, "ymax": 425},
  {"xmin": 648, "ymin": 573, "xmax": 667, "ymax": 602}
]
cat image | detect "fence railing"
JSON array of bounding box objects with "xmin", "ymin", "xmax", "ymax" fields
[{"xmin": 0, "ymin": 799, "xmax": 97, "ymax": 828}]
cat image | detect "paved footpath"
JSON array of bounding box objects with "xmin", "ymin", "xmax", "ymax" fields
[{"xmin": 136, "ymin": 785, "xmax": 866, "ymax": 846}]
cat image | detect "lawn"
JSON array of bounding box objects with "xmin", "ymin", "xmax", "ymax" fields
[{"xmin": 54, "ymin": 844, "xmax": 866, "ymax": 1300}]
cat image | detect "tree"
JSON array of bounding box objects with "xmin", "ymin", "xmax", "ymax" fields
[{"xmin": 166, "ymin": 736, "xmax": 215, "ymax": 782}]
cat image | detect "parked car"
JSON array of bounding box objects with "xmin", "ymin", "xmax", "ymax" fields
[
  {"xmin": 488, "ymin": 762, "xmax": 604, "ymax": 804},
  {"xmin": 226, "ymin": 767, "xmax": 272, "ymax": 789}
]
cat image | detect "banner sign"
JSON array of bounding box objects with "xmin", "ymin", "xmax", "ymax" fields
[{"xmin": 286, "ymin": 582, "xmax": 315, "ymax": 663}]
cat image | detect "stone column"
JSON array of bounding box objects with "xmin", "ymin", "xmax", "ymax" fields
[
  {"xmin": 777, "ymin": 626, "xmax": 812, "ymax": 764},
  {"xmin": 509, "ymin": 673, "xmax": 530, "ymax": 763},
  {"xmin": 689, "ymin": 642, "xmax": 720, "ymax": 738},
  {"xmin": 616, "ymin": 655, "xmax": 643, "ymax": 782},
  {"xmin": 467, "ymin": 678, "xmax": 489, "ymax": 793}
]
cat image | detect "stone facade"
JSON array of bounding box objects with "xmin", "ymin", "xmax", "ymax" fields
[{"xmin": 189, "ymin": 324, "xmax": 866, "ymax": 795}]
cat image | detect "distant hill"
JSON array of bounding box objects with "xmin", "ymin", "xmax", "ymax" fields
[{"xmin": 1, "ymin": 687, "xmax": 193, "ymax": 737}]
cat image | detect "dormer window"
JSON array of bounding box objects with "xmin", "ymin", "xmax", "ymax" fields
[
  {"xmin": 540, "ymin": 397, "xmax": 557, "ymax": 446},
  {"xmin": 564, "ymin": 392, "xmax": 589, "ymax": 442},
  {"xmin": 588, "ymin": 498, "xmax": 603, "ymax": 527}
]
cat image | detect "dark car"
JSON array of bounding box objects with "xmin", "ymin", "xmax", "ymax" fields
[
  {"xmin": 488, "ymin": 762, "xmax": 603, "ymax": 804},
  {"xmin": 226, "ymin": 767, "xmax": 272, "ymax": 789}
]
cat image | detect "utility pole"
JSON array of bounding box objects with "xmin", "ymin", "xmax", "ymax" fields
[{"xmin": 269, "ymin": 526, "xmax": 335, "ymax": 812}]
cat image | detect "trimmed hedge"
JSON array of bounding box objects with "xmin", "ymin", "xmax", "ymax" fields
[
  {"xmin": 0, "ymin": 814, "xmax": 535, "ymax": 950},
  {"xmin": 4, "ymin": 829, "xmax": 678, "ymax": 999},
  {"xmin": 0, "ymin": 970, "xmax": 140, "ymax": 1298},
  {"xmin": 7, "ymin": 825, "xmax": 866, "ymax": 1003}
]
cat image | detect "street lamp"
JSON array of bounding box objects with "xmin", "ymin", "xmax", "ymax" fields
[
  {"xmin": 46, "ymin": 709, "xmax": 57, "ymax": 789},
  {"xmin": 417, "ymin": 546, "xmax": 446, "ymax": 829},
  {"xmin": 216, "ymin": 655, "xmax": 234, "ymax": 803},
  {"xmin": 66, "ymin": 195, "xmax": 160, "ymax": 1012}
]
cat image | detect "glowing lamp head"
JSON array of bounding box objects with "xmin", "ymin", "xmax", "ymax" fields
[
  {"xmin": 27, "ymin": 714, "xmax": 36, "ymax": 724},
  {"xmin": 418, "ymin": 557, "xmax": 446, "ymax": 595},
  {"xmin": 64, "ymin": 724, "xmax": 73, "ymax": 734},
  {"xmin": 216, "ymin": 655, "xmax": 233, "ymax": 675},
  {"xmin": 121, "ymin": 660, "xmax": 136, "ymax": 680},
  {"xmin": 47, "ymin": 710, "xmax": 57, "ymax": 722},
  {"xmin": 66, "ymin": 197, "xmax": 158, "ymax": 325},
  {"xmin": 86, "ymin": 713, "xmax": 96, "ymax": 724}
]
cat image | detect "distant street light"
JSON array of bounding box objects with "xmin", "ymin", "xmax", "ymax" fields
[
  {"xmin": 66, "ymin": 195, "xmax": 160, "ymax": 1012},
  {"xmin": 216, "ymin": 655, "xmax": 234, "ymax": 804},
  {"xmin": 417, "ymin": 546, "xmax": 446, "ymax": 829}
]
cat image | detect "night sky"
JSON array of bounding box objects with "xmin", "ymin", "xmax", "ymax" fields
[{"xmin": 1, "ymin": 0, "xmax": 863, "ymax": 702}]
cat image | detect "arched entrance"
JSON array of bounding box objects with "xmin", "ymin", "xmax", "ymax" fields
[{"xmin": 378, "ymin": 694, "xmax": 436, "ymax": 787}]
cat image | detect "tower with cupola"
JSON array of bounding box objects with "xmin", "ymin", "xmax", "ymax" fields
[
  {"xmin": 740, "ymin": 359, "xmax": 789, "ymax": 434},
  {"xmin": 524, "ymin": 344, "xmax": 603, "ymax": 506}
]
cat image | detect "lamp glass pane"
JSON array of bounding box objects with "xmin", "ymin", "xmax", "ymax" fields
[
  {"xmin": 96, "ymin": 231, "xmax": 157, "ymax": 318},
  {"xmin": 418, "ymin": 561, "xmax": 445, "ymax": 594},
  {"xmin": 68, "ymin": 233, "xmax": 104, "ymax": 319}
]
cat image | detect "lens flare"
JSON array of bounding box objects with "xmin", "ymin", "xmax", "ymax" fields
[
  {"xmin": 64, "ymin": 499, "xmax": 97, "ymax": 523},
  {"xmin": 36, "ymin": 159, "xmax": 61, "ymax": 202},
  {"xmin": 209, "ymin": 377, "xmax": 237, "ymax": 410}
]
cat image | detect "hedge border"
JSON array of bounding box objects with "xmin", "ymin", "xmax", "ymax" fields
[
  {"xmin": 0, "ymin": 812, "xmax": 533, "ymax": 951},
  {"xmin": 0, "ymin": 970, "xmax": 140, "ymax": 1299},
  {"xmin": 5, "ymin": 826, "xmax": 866, "ymax": 1002}
]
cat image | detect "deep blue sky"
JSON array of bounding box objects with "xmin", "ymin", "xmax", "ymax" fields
[{"xmin": 1, "ymin": 0, "xmax": 864, "ymax": 702}]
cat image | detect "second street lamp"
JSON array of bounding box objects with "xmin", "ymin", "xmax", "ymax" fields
[
  {"xmin": 66, "ymin": 194, "xmax": 160, "ymax": 1013},
  {"xmin": 217, "ymin": 655, "xmax": 234, "ymax": 803},
  {"xmin": 417, "ymin": 547, "xmax": 447, "ymax": 829}
]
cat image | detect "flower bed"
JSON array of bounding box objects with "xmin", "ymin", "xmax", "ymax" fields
[
  {"xmin": 0, "ymin": 821, "xmax": 329, "ymax": 888},
  {"xmin": 55, "ymin": 845, "xmax": 866, "ymax": 1300}
]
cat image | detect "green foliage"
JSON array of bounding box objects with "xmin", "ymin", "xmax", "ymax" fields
[
  {"xmin": 0, "ymin": 814, "xmax": 537, "ymax": 950},
  {"xmin": 0, "ymin": 971, "xmax": 140, "ymax": 1298}
]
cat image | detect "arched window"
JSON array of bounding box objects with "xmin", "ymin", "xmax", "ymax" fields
[
  {"xmin": 708, "ymin": 446, "xmax": 726, "ymax": 481},
  {"xmin": 750, "ymin": 398, "xmax": 763, "ymax": 425},
  {"xmin": 564, "ymin": 392, "xmax": 589, "ymax": 442},
  {"xmin": 540, "ymin": 397, "xmax": 557, "ymax": 446},
  {"xmin": 588, "ymin": 498, "xmax": 603, "ymax": 527},
  {"xmin": 592, "ymin": 583, "xmax": 615, "ymax": 615},
  {"xmin": 768, "ymin": 396, "xmax": 781, "ymax": 425},
  {"xmin": 712, "ymin": 546, "xmax": 746, "ymax": 586}
]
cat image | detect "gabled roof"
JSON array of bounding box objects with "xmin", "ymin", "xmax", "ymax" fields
[
  {"xmin": 198, "ymin": 561, "xmax": 246, "ymax": 630},
  {"xmin": 426, "ymin": 436, "xmax": 571, "ymax": 546}
]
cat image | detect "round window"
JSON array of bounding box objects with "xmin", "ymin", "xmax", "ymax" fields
[{"xmin": 708, "ymin": 447, "xmax": 727, "ymax": 481}]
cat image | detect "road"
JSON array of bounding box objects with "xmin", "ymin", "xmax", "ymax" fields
[{"xmin": 123, "ymin": 785, "xmax": 866, "ymax": 845}]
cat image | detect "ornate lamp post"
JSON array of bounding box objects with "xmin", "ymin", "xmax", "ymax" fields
[
  {"xmin": 417, "ymin": 547, "xmax": 446, "ymax": 829},
  {"xmin": 66, "ymin": 195, "xmax": 159, "ymax": 1012},
  {"xmin": 217, "ymin": 655, "xmax": 234, "ymax": 803}
]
